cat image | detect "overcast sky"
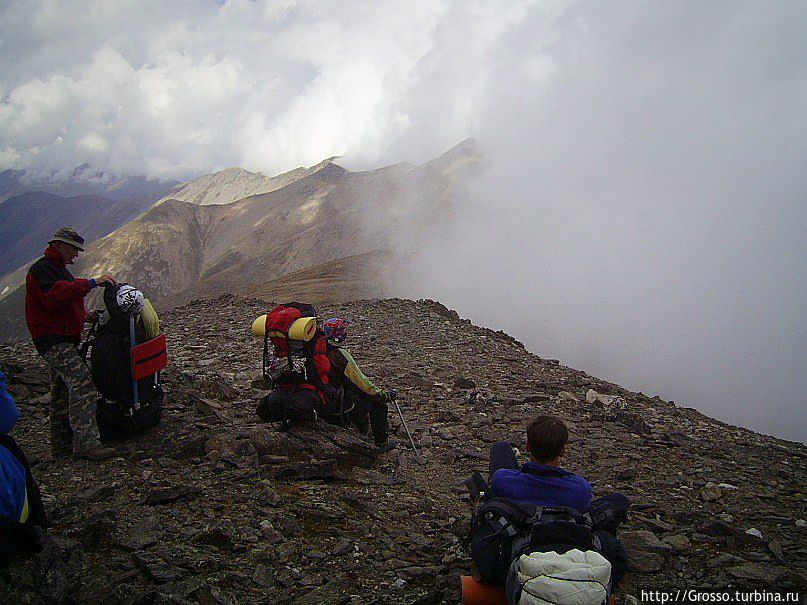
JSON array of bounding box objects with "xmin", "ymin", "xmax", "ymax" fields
[{"xmin": 1, "ymin": 1, "xmax": 804, "ymax": 440}]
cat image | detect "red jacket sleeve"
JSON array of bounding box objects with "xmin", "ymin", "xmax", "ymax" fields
[
  {"xmin": 28, "ymin": 263, "xmax": 91, "ymax": 311},
  {"xmin": 39, "ymin": 278, "xmax": 91, "ymax": 310}
]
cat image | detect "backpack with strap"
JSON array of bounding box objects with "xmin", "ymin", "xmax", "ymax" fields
[
  {"xmin": 83, "ymin": 283, "xmax": 164, "ymax": 440},
  {"xmin": 470, "ymin": 496, "xmax": 537, "ymax": 584},
  {"xmin": 514, "ymin": 505, "xmax": 601, "ymax": 559},
  {"xmin": 260, "ymin": 303, "xmax": 333, "ymax": 427},
  {"xmin": 467, "ymin": 473, "xmax": 605, "ymax": 587}
]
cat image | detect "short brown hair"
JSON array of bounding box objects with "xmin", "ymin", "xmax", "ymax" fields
[{"xmin": 526, "ymin": 415, "xmax": 569, "ymax": 462}]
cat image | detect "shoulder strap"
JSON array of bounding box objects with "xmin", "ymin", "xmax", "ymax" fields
[
  {"xmin": 79, "ymin": 315, "xmax": 101, "ymax": 362},
  {"xmin": 477, "ymin": 497, "xmax": 537, "ymax": 524},
  {"xmin": 534, "ymin": 505, "xmax": 592, "ymax": 528}
]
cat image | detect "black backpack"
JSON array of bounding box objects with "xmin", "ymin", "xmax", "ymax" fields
[
  {"xmin": 467, "ymin": 473, "xmax": 600, "ymax": 585},
  {"xmin": 82, "ymin": 284, "xmax": 163, "ymax": 440},
  {"xmin": 258, "ymin": 302, "xmax": 340, "ymax": 429},
  {"xmin": 470, "ymin": 496, "xmax": 537, "ymax": 584}
]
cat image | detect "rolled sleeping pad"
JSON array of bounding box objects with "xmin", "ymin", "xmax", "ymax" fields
[
  {"xmin": 251, "ymin": 314, "xmax": 268, "ymax": 337},
  {"xmin": 288, "ymin": 316, "xmax": 316, "ymax": 341},
  {"xmin": 251, "ymin": 315, "xmax": 317, "ymax": 342},
  {"xmin": 461, "ymin": 576, "xmax": 507, "ymax": 605},
  {"xmin": 140, "ymin": 298, "xmax": 160, "ymax": 340}
]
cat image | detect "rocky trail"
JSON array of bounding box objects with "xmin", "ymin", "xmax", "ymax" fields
[{"xmin": 0, "ymin": 295, "xmax": 804, "ymax": 604}]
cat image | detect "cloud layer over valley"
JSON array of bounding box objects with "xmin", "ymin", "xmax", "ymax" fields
[{"xmin": 1, "ymin": 1, "xmax": 804, "ymax": 440}]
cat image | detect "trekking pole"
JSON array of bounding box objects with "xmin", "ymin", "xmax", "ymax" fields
[
  {"xmin": 130, "ymin": 316, "xmax": 140, "ymax": 411},
  {"xmin": 390, "ymin": 391, "xmax": 419, "ymax": 457}
]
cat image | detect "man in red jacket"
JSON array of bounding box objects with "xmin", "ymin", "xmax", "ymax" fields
[{"xmin": 25, "ymin": 228, "xmax": 118, "ymax": 461}]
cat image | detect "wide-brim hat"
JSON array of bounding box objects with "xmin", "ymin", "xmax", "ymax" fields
[{"xmin": 49, "ymin": 227, "xmax": 85, "ymax": 251}]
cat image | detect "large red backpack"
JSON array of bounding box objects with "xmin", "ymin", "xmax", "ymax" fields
[{"xmin": 261, "ymin": 302, "xmax": 331, "ymax": 402}]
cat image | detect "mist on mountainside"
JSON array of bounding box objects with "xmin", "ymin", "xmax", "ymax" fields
[
  {"xmin": 381, "ymin": 3, "xmax": 806, "ymax": 442},
  {"xmin": 1, "ymin": 1, "xmax": 804, "ymax": 441}
]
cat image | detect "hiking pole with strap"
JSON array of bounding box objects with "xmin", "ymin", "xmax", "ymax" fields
[{"xmin": 390, "ymin": 391, "xmax": 419, "ymax": 457}]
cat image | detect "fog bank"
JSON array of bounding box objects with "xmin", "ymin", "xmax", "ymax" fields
[{"xmin": 392, "ymin": 2, "xmax": 806, "ymax": 441}]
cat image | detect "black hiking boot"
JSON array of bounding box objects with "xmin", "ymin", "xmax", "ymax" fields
[{"xmin": 376, "ymin": 439, "xmax": 397, "ymax": 454}]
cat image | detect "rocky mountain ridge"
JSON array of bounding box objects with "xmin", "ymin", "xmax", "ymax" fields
[
  {"xmin": 241, "ymin": 250, "xmax": 398, "ymax": 305},
  {"xmin": 154, "ymin": 160, "xmax": 340, "ymax": 207},
  {"xmin": 0, "ymin": 140, "xmax": 481, "ymax": 341},
  {"xmin": 0, "ymin": 295, "xmax": 804, "ymax": 603}
]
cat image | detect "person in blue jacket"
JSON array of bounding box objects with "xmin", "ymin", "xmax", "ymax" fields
[
  {"xmin": 488, "ymin": 414, "xmax": 629, "ymax": 585},
  {"xmin": 0, "ymin": 368, "xmax": 48, "ymax": 566},
  {"xmin": 0, "ymin": 369, "xmax": 26, "ymax": 522}
]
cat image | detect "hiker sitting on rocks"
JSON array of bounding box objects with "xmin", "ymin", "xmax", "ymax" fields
[
  {"xmin": 322, "ymin": 318, "xmax": 396, "ymax": 452},
  {"xmin": 489, "ymin": 415, "xmax": 629, "ymax": 586},
  {"xmin": 24, "ymin": 227, "xmax": 118, "ymax": 461},
  {"xmin": 0, "ymin": 367, "xmax": 48, "ymax": 567}
]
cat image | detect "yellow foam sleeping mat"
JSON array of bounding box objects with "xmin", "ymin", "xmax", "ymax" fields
[
  {"xmin": 140, "ymin": 298, "xmax": 160, "ymax": 340},
  {"xmin": 251, "ymin": 314, "xmax": 267, "ymax": 337},
  {"xmin": 251, "ymin": 315, "xmax": 316, "ymax": 341}
]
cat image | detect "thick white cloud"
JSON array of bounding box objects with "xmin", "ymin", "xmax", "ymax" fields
[
  {"xmin": 1, "ymin": 0, "xmax": 805, "ymax": 440},
  {"xmin": 0, "ymin": 0, "xmax": 470, "ymax": 177}
]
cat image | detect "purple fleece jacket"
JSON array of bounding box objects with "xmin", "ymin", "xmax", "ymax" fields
[{"xmin": 490, "ymin": 461, "xmax": 593, "ymax": 510}]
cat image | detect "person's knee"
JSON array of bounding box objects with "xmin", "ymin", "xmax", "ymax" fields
[
  {"xmin": 490, "ymin": 441, "xmax": 515, "ymax": 456},
  {"xmin": 70, "ymin": 383, "xmax": 98, "ymax": 408},
  {"xmin": 605, "ymin": 492, "xmax": 630, "ymax": 511}
]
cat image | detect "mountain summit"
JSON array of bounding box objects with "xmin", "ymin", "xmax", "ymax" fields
[{"xmin": 155, "ymin": 159, "xmax": 341, "ymax": 207}]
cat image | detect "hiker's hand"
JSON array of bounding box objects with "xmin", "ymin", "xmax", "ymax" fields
[
  {"xmin": 95, "ymin": 274, "xmax": 118, "ymax": 287},
  {"xmin": 378, "ymin": 390, "xmax": 394, "ymax": 403}
]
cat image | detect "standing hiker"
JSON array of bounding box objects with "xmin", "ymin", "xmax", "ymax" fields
[
  {"xmin": 24, "ymin": 228, "xmax": 118, "ymax": 461},
  {"xmin": 322, "ymin": 318, "xmax": 396, "ymax": 452}
]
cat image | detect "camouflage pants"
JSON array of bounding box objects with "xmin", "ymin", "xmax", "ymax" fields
[{"xmin": 42, "ymin": 342, "xmax": 101, "ymax": 455}]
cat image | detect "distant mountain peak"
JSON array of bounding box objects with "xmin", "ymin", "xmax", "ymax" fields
[
  {"xmin": 0, "ymin": 166, "xmax": 177, "ymax": 204},
  {"xmin": 157, "ymin": 158, "xmax": 347, "ymax": 207},
  {"xmin": 214, "ymin": 167, "xmax": 266, "ymax": 177},
  {"xmin": 422, "ymin": 137, "xmax": 481, "ymax": 172}
]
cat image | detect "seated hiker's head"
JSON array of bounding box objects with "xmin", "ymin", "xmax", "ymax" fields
[
  {"xmin": 323, "ymin": 317, "xmax": 348, "ymax": 343},
  {"xmin": 526, "ymin": 415, "xmax": 568, "ymax": 466}
]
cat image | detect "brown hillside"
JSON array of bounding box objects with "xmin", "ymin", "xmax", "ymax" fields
[{"xmin": 232, "ymin": 250, "xmax": 397, "ymax": 306}]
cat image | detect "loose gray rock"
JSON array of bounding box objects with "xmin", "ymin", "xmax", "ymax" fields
[
  {"xmin": 700, "ymin": 483, "xmax": 723, "ymax": 502},
  {"xmin": 132, "ymin": 552, "xmax": 189, "ymax": 584},
  {"xmin": 661, "ymin": 534, "xmax": 690, "ymax": 552}
]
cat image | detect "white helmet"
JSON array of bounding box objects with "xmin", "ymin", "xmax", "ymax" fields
[{"xmin": 116, "ymin": 284, "xmax": 145, "ymax": 315}]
